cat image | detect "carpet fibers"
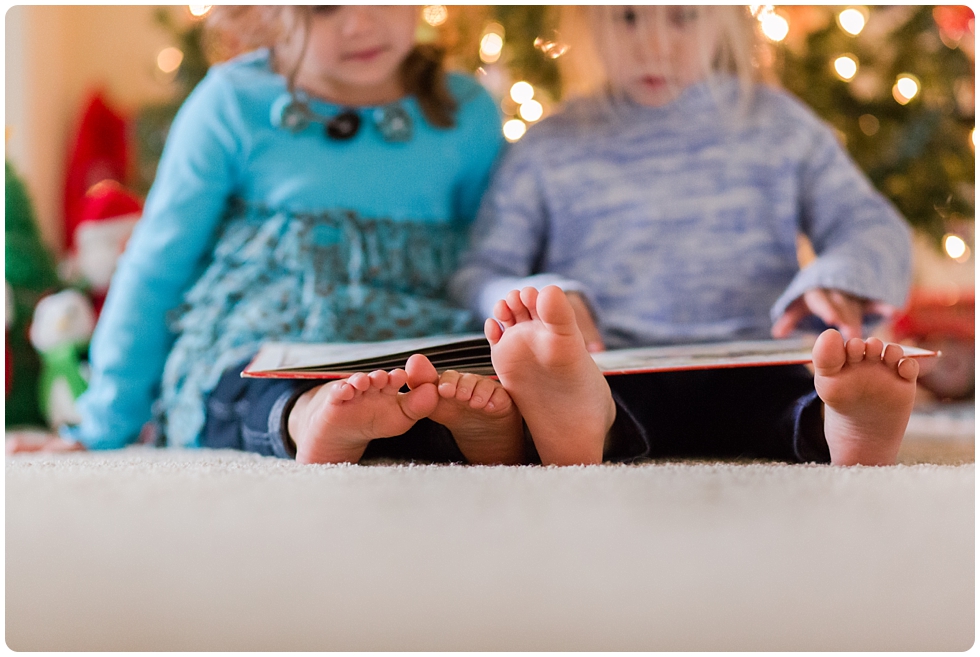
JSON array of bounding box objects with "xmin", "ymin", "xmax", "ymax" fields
[{"xmin": 6, "ymin": 447, "xmax": 973, "ymax": 651}]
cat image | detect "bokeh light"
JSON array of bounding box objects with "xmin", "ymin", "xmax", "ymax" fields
[
  {"xmin": 510, "ymin": 81, "xmax": 534, "ymax": 104},
  {"xmin": 422, "ymin": 5, "xmax": 448, "ymax": 27},
  {"xmin": 503, "ymin": 119, "xmax": 527, "ymax": 142},
  {"xmin": 157, "ymin": 47, "xmax": 184, "ymax": 74},
  {"xmin": 480, "ymin": 33, "xmax": 504, "ymax": 63},
  {"xmin": 519, "ymin": 99, "xmax": 544, "ymax": 122},
  {"xmin": 187, "ymin": 5, "xmax": 212, "ymax": 18},
  {"xmin": 760, "ymin": 11, "xmax": 789, "ymax": 42},
  {"xmin": 833, "ymin": 55, "xmax": 858, "ymax": 81},
  {"xmin": 892, "ymin": 74, "xmax": 919, "ymax": 104},
  {"xmin": 837, "ymin": 8, "xmax": 867, "ymax": 36},
  {"xmin": 943, "ymin": 234, "xmax": 970, "ymax": 262}
]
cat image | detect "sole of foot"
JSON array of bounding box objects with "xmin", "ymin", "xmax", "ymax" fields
[
  {"xmin": 812, "ymin": 329, "xmax": 919, "ymax": 466},
  {"xmin": 486, "ymin": 285, "xmax": 616, "ymax": 466},
  {"xmin": 404, "ymin": 354, "xmax": 525, "ymax": 465},
  {"xmin": 289, "ymin": 368, "xmax": 438, "ymax": 464}
]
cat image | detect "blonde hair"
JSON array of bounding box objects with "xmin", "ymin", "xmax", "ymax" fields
[
  {"xmin": 205, "ymin": 6, "xmax": 458, "ymax": 128},
  {"xmin": 557, "ymin": 6, "xmax": 764, "ymax": 113}
]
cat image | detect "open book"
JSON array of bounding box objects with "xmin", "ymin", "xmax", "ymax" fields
[{"xmin": 242, "ymin": 333, "xmax": 937, "ymax": 380}]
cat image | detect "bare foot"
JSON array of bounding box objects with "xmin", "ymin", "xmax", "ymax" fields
[
  {"xmin": 812, "ymin": 329, "xmax": 919, "ymax": 466},
  {"xmin": 287, "ymin": 369, "xmax": 438, "ymax": 464},
  {"xmin": 404, "ymin": 354, "xmax": 525, "ymax": 465},
  {"xmin": 486, "ymin": 285, "xmax": 616, "ymax": 465}
]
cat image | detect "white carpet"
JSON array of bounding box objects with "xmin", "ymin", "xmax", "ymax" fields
[{"xmin": 6, "ymin": 446, "xmax": 974, "ymax": 651}]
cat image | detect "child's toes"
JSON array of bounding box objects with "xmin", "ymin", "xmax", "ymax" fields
[
  {"xmin": 469, "ymin": 377, "xmax": 498, "ymax": 409},
  {"xmin": 898, "ymin": 357, "xmax": 919, "ymax": 381},
  {"xmin": 882, "ymin": 343, "xmax": 904, "ymax": 368},
  {"xmin": 347, "ymin": 372, "xmax": 371, "ymax": 392},
  {"xmin": 387, "ymin": 368, "xmax": 408, "ymax": 391},
  {"xmin": 405, "ymin": 354, "xmax": 438, "ymax": 390},
  {"xmin": 485, "ymin": 317, "xmax": 504, "ymax": 345},
  {"xmin": 484, "ymin": 385, "xmax": 511, "ymax": 412},
  {"xmin": 519, "ymin": 286, "xmax": 540, "ymax": 320},
  {"xmin": 505, "ymin": 289, "xmax": 532, "ymax": 323},
  {"xmin": 328, "ymin": 380, "xmax": 357, "ymax": 403},
  {"xmin": 453, "ymin": 373, "xmax": 481, "ymax": 402},
  {"xmin": 368, "ymin": 369, "xmax": 389, "ymax": 389},
  {"xmin": 864, "ymin": 337, "xmax": 884, "ymax": 363},
  {"xmin": 494, "ymin": 299, "xmax": 516, "ymax": 327},
  {"xmin": 437, "ymin": 370, "xmax": 460, "ymax": 398},
  {"xmin": 812, "ymin": 329, "xmax": 846, "ymax": 376},
  {"xmin": 845, "ymin": 337, "xmax": 866, "ymax": 363}
]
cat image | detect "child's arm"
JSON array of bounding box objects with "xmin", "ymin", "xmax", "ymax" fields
[
  {"xmin": 771, "ymin": 114, "xmax": 912, "ymax": 338},
  {"xmin": 61, "ymin": 71, "xmax": 246, "ymax": 450}
]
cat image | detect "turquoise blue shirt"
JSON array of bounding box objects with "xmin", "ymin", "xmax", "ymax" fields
[{"xmin": 66, "ymin": 49, "xmax": 503, "ymax": 449}]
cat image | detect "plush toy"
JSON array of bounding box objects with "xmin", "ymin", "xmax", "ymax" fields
[
  {"xmin": 61, "ymin": 180, "xmax": 142, "ymax": 316},
  {"xmin": 63, "ymin": 91, "xmax": 130, "ymax": 252},
  {"xmin": 29, "ymin": 289, "xmax": 96, "ymax": 429}
]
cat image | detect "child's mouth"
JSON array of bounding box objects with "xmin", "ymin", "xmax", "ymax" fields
[
  {"xmin": 641, "ymin": 75, "xmax": 668, "ymax": 89},
  {"xmin": 344, "ymin": 46, "xmax": 388, "ymax": 62}
]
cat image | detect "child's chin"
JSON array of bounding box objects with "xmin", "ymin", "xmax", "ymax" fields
[{"xmin": 627, "ymin": 88, "xmax": 679, "ymax": 107}]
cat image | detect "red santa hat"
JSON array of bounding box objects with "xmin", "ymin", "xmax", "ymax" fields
[
  {"xmin": 77, "ymin": 179, "xmax": 142, "ymax": 227},
  {"xmin": 62, "ymin": 91, "xmax": 130, "ymax": 251}
]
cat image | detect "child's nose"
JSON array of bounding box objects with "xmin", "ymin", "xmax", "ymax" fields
[{"xmin": 340, "ymin": 6, "xmax": 379, "ymax": 37}]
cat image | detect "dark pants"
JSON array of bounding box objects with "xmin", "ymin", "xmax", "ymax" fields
[
  {"xmin": 201, "ymin": 360, "xmax": 468, "ymax": 463},
  {"xmin": 201, "ymin": 361, "xmax": 828, "ymax": 464},
  {"xmin": 606, "ymin": 365, "xmax": 829, "ymax": 463}
]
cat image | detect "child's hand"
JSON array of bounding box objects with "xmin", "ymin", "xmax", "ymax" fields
[
  {"xmin": 565, "ymin": 291, "xmax": 605, "ymax": 352},
  {"xmin": 771, "ymin": 288, "xmax": 866, "ymax": 342},
  {"xmin": 6, "ymin": 432, "xmax": 86, "ymax": 454}
]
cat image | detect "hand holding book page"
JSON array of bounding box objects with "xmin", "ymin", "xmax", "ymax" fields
[{"xmin": 242, "ymin": 333, "xmax": 936, "ymax": 380}]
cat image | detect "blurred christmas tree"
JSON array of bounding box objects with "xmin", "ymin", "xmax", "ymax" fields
[
  {"xmin": 772, "ymin": 5, "xmax": 975, "ymax": 250},
  {"xmin": 133, "ymin": 5, "xmax": 974, "ymax": 252},
  {"xmin": 132, "ymin": 6, "xmax": 213, "ymax": 195}
]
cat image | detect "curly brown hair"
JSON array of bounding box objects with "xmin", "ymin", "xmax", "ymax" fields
[{"xmin": 205, "ymin": 6, "xmax": 457, "ymax": 128}]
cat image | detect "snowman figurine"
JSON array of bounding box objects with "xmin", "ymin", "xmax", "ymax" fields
[
  {"xmin": 61, "ymin": 180, "xmax": 141, "ymax": 318},
  {"xmin": 29, "ymin": 289, "xmax": 95, "ymax": 429}
]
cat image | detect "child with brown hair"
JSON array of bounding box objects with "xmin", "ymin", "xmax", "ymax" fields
[
  {"xmin": 12, "ymin": 6, "xmax": 526, "ymax": 465},
  {"xmin": 453, "ymin": 6, "xmax": 923, "ymax": 466}
]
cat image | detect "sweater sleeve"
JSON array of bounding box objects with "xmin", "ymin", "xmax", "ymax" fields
[
  {"xmin": 449, "ymin": 135, "xmax": 589, "ymax": 321},
  {"xmin": 62, "ymin": 71, "xmax": 246, "ymax": 449},
  {"xmin": 771, "ymin": 117, "xmax": 912, "ymax": 325}
]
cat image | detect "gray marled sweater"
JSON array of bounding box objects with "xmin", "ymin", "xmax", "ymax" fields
[{"xmin": 450, "ymin": 77, "xmax": 912, "ymax": 348}]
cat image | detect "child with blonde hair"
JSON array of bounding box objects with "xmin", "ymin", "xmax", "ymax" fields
[
  {"xmin": 11, "ymin": 6, "xmax": 527, "ymax": 466},
  {"xmin": 453, "ymin": 6, "xmax": 922, "ymax": 466}
]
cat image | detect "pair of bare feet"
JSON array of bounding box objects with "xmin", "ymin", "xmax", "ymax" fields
[
  {"xmin": 286, "ymin": 353, "xmax": 526, "ymax": 465},
  {"xmin": 288, "ymin": 285, "xmax": 920, "ymax": 467}
]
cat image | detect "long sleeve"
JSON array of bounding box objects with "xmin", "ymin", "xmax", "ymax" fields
[
  {"xmin": 771, "ymin": 118, "xmax": 912, "ymax": 324},
  {"xmin": 449, "ymin": 139, "xmax": 589, "ymax": 321},
  {"xmin": 63, "ymin": 72, "xmax": 246, "ymax": 449}
]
